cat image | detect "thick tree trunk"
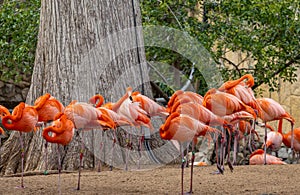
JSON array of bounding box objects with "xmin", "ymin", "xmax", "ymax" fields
[{"xmin": 0, "ymin": 0, "xmax": 177, "ymax": 175}]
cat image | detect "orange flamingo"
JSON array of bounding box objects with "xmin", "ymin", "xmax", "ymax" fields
[
  {"xmin": 33, "ymin": 93, "xmax": 65, "ymax": 174},
  {"xmin": 167, "ymin": 90, "xmax": 203, "ymax": 113},
  {"xmin": 109, "ymin": 87, "xmax": 154, "ymax": 170},
  {"xmin": 90, "ymin": 94, "xmax": 133, "ymax": 171},
  {"xmin": 218, "ymin": 74, "xmax": 262, "ymax": 117},
  {"xmin": 203, "ymin": 88, "xmax": 257, "ymax": 170},
  {"xmin": 202, "ymin": 88, "xmax": 257, "ymax": 118},
  {"xmin": 170, "ymin": 101, "xmax": 234, "ymax": 170},
  {"xmin": 256, "ymin": 97, "xmax": 295, "ymax": 164},
  {"xmin": 63, "ymin": 100, "xmax": 115, "ymax": 190},
  {"xmin": 131, "ymin": 91, "xmax": 168, "ymax": 118},
  {"xmin": 257, "ymin": 123, "xmax": 283, "ymax": 156},
  {"xmin": 279, "ymin": 128, "xmax": 300, "ymax": 162},
  {"xmin": 160, "ymin": 112, "xmax": 220, "ymax": 194},
  {"xmin": 249, "ymin": 149, "xmax": 286, "ymax": 165},
  {"xmin": 42, "ymin": 113, "xmax": 74, "ymax": 193},
  {"xmin": 0, "ymin": 102, "xmax": 38, "ymax": 188}
]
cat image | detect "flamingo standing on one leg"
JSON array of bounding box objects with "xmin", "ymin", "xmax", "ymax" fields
[
  {"xmin": 33, "ymin": 93, "xmax": 65, "ymax": 174},
  {"xmin": 42, "ymin": 113, "xmax": 74, "ymax": 194},
  {"xmin": 90, "ymin": 94, "xmax": 133, "ymax": 171},
  {"xmin": 159, "ymin": 112, "xmax": 220, "ymax": 194},
  {"xmin": 0, "ymin": 102, "xmax": 38, "ymax": 188},
  {"xmin": 63, "ymin": 100, "xmax": 115, "ymax": 190},
  {"xmin": 256, "ymin": 97, "xmax": 295, "ymax": 164},
  {"xmin": 109, "ymin": 87, "xmax": 153, "ymax": 170}
]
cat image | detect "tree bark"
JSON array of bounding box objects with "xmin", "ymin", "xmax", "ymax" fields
[{"xmin": 0, "ymin": 0, "xmax": 177, "ymax": 175}]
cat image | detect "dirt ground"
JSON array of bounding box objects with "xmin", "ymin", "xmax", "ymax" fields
[{"xmin": 0, "ymin": 163, "xmax": 299, "ymax": 195}]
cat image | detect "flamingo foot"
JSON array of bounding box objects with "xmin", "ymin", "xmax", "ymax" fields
[{"xmin": 211, "ymin": 165, "xmax": 224, "ymax": 175}]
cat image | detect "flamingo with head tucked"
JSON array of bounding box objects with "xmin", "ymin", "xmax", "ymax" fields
[
  {"xmin": 0, "ymin": 102, "xmax": 38, "ymax": 188},
  {"xmin": 42, "ymin": 112, "xmax": 74, "ymax": 193},
  {"xmin": 63, "ymin": 100, "xmax": 115, "ymax": 190},
  {"xmin": 33, "ymin": 93, "xmax": 65, "ymax": 174},
  {"xmin": 249, "ymin": 149, "xmax": 286, "ymax": 165}
]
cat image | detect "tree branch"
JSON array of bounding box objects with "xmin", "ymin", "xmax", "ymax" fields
[{"xmin": 252, "ymin": 54, "xmax": 300, "ymax": 90}]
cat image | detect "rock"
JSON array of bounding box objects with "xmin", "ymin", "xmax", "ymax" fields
[
  {"xmin": 21, "ymin": 88, "xmax": 29, "ymax": 100},
  {"xmin": 0, "ymin": 80, "xmax": 4, "ymax": 88},
  {"xmin": 3, "ymin": 83, "xmax": 15, "ymax": 98}
]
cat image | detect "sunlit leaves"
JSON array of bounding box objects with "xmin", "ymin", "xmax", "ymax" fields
[{"xmin": 0, "ymin": 0, "xmax": 41, "ymax": 82}]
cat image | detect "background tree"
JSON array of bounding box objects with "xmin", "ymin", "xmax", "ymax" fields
[
  {"xmin": 141, "ymin": 0, "xmax": 300, "ymax": 93},
  {"xmin": 0, "ymin": 0, "xmax": 175, "ymax": 175}
]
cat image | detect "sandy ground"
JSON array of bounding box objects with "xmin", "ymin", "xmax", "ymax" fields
[{"xmin": 0, "ymin": 163, "xmax": 299, "ymax": 195}]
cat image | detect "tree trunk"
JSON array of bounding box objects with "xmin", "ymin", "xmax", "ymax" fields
[{"xmin": 0, "ymin": 0, "xmax": 178, "ymax": 175}]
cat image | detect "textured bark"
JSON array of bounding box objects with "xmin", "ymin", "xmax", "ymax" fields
[{"xmin": 0, "ymin": 0, "xmax": 179, "ymax": 175}]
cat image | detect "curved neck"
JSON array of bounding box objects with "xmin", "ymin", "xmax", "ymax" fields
[
  {"xmin": 34, "ymin": 93, "xmax": 51, "ymax": 110},
  {"xmin": 111, "ymin": 87, "xmax": 132, "ymax": 112},
  {"xmin": 278, "ymin": 119, "xmax": 283, "ymax": 134}
]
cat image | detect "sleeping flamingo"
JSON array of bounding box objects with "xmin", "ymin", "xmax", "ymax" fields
[
  {"xmin": 249, "ymin": 149, "xmax": 286, "ymax": 165},
  {"xmin": 0, "ymin": 102, "xmax": 38, "ymax": 188},
  {"xmin": 90, "ymin": 94, "xmax": 133, "ymax": 171},
  {"xmin": 160, "ymin": 112, "xmax": 220, "ymax": 194},
  {"xmin": 42, "ymin": 113, "xmax": 74, "ymax": 194},
  {"xmin": 110, "ymin": 87, "xmax": 153, "ymax": 170},
  {"xmin": 33, "ymin": 93, "xmax": 65, "ymax": 174},
  {"xmin": 167, "ymin": 90, "xmax": 203, "ymax": 113},
  {"xmin": 63, "ymin": 100, "xmax": 115, "ymax": 190}
]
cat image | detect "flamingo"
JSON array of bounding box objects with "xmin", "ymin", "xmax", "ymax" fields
[
  {"xmin": 131, "ymin": 91, "xmax": 168, "ymax": 118},
  {"xmin": 202, "ymin": 88, "xmax": 257, "ymax": 171},
  {"xmin": 170, "ymin": 101, "xmax": 234, "ymax": 170},
  {"xmin": 249, "ymin": 149, "xmax": 287, "ymax": 165},
  {"xmin": 218, "ymin": 74, "xmax": 262, "ymax": 116},
  {"xmin": 33, "ymin": 93, "xmax": 65, "ymax": 174},
  {"xmin": 90, "ymin": 94, "xmax": 133, "ymax": 171},
  {"xmin": 159, "ymin": 112, "xmax": 220, "ymax": 194},
  {"xmin": 167, "ymin": 90, "xmax": 203, "ymax": 113},
  {"xmin": 0, "ymin": 102, "xmax": 38, "ymax": 188},
  {"xmin": 257, "ymin": 123, "xmax": 283, "ymax": 157},
  {"xmin": 109, "ymin": 87, "xmax": 153, "ymax": 170},
  {"xmin": 256, "ymin": 97, "xmax": 295, "ymax": 164},
  {"xmin": 42, "ymin": 113, "xmax": 74, "ymax": 194},
  {"xmin": 63, "ymin": 100, "xmax": 115, "ymax": 190},
  {"xmin": 279, "ymin": 127, "xmax": 300, "ymax": 163}
]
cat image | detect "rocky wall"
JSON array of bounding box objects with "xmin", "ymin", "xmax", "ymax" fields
[{"xmin": 0, "ymin": 79, "xmax": 30, "ymax": 109}]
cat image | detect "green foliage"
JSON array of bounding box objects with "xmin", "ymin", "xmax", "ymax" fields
[
  {"xmin": 0, "ymin": 0, "xmax": 40, "ymax": 82},
  {"xmin": 141, "ymin": 0, "xmax": 300, "ymax": 93}
]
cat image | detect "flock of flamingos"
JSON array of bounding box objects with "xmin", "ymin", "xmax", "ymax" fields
[{"xmin": 0, "ymin": 74, "xmax": 299, "ymax": 194}]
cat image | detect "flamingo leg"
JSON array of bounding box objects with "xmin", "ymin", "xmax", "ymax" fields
[
  {"xmin": 180, "ymin": 143, "xmax": 185, "ymax": 195},
  {"xmin": 125, "ymin": 132, "xmax": 132, "ymax": 171},
  {"xmin": 97, "ymin": 130, "xmax": 105, "ymax": 172},
  {"xmin": 18, "ymin": 132, "xmax": 25, "ymax": 188},
  {"xmin": 77, "ymin": 130, "xmax": 84, "ymax": 190},
  {"xmin": 110, "ymin": 130, "xmax": 117, "ymax": 171},
  {"xmin": 226, "ymin": 130, "xmax": 234, "ymax": 172},
  {"xmin": 212, "ymin": 133, "xmax": 223, "ymax": 174},
  {"xmin": 188, "ymin": 141, "xmax": 195, "ymax": 194},
  {"xmin": 137, "ymin": 128, "xmax": 144, "ymax": 170},
  {"xmin": 291, "ymin": 123, "xmax": 294, "ymax": 163},
  {"xmin": 233, "ymin": 129, "xmax": 239, "ymax": 165},
  {"xmin": 263, "ymin": 122, "xmax": 267, "ymax": 165},
  {"xmin": 57, "ymin": 144, "xmax": 61, "ymax": 194},
  {"xmin": 43, "ymin": 123, "xmax": 49, "ymax": 175}
]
